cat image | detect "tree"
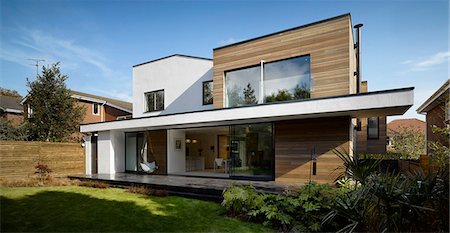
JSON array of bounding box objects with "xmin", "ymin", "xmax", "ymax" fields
[
  {"xmin": 26, "ymin": 63, "xmax": 85, "ymax": 142},
  {"xmin": 243, "ymin": 83, "xmax": 258, "ymax": 105},
  {"xmin": 265, "ymin": 89, "xmax": 292, "ymax": 103},
  {"xmin": 293, "ymin": 83, "xmax": 310, "ymax": 99},
  {"xmin": 227, "ymin": 85, "xmax": 243, "ymax": 107},
  {"xmin": 388, "ymin": 126, "xmax": 425, "ymax": 160},
  {"xmin": 0, "ymin": 119, "xmax": 27, "ymax": 140}
]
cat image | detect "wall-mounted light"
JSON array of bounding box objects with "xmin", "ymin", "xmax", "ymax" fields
[
  {"xmin": 192, "ymin": 139, "xmax": 198, "ymax": 144},
  {"xmin": 185, "ymin": 139, "xmax": 191, "ymax": 144}
]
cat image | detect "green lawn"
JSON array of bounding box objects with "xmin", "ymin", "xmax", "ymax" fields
[{"xmin": 0, "ymin": 186, "xmax": 271, "ymax": 232}]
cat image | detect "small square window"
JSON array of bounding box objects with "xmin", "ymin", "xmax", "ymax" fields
[
  {"xmin": 203, "ymin": 81, "xmax": 213, "ymax": 105},
  {"xmin": 92, "ymin": 103, "xmax": 100, "ymax": 115},
  {"xmin": 367, "ymin": 117, "xmax": 379, "ymax": 139},
  {"xmin": 145, "ymin": 90, "xmax": 164, "ymax": 112}
]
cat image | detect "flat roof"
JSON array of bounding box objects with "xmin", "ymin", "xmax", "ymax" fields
[
  {"xmin": 213, "ymin": 13, "xmax": 351, "ymax": 51},
  {"xmin": 80, "ymin": 87, "xmax": 414, "ymax": 133},
  {"xmin": 133, "ymin": 54, "xmax": 212, "ymax": 68}
]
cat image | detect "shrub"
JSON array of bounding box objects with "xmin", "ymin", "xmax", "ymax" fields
[
  {"xmin": 0, "ymin": 177, "xmax": 79, "ymax": 187},
  {"xmin": 128, "ymin": 185, "xmax": 169, "ymax": 197},
  {"xmin": 222, "ymin": 183, "xmax": 264, "ymax": 218},
  {"xmin": 326, "ymin": 167, "xmax": 449, "ymax": 232},
  {"xmin": 222, "ymin": 181, "xmax": 347, "ymax": 232},
  {"xmin": 334, "ymin": 149, "xmax": 381, "ymax": 185},
  {"xmin": 35, "ymin": 163, "xmax": 52, "ymax": 183},
  {"xmin": 79, "ymin": 180, "xmax": 110, "ymax": 189}
]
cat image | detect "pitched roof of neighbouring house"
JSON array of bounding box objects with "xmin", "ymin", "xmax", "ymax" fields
[
  {"xmin": 70, "ymin": 90, "xmax": 132, "ymax": 113},
  {"xmin": 0, "ymin": 95, "xmax": 23, "ymax": 113},
  {"xmin": 417, "ymin": 79, "xmax": 449, "ymax": 114},
  {"xmin": 387, "ymin": 118, "xmax": 426, "ymax": 136},
  {"xmin": 21, "ymin": 90, "xmax": 133, "ymax": 113}
]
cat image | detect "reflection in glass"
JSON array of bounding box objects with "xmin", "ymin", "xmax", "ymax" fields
[
  {"xmin": 225, "ymin": 66, "xmax": 260, "ymax": 107},
  {"xmin": 229, "ymin": 123, "xmax": 274, "ymax": 180},
  {"xmin": 264, "ymin": 55, "xmax": 311, "ymax": 103},
  {"xmin": 203, "ymin": 81, "xmax": 213, "ymax": 105}
]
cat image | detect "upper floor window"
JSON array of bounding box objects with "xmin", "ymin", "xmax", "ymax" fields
[
  {"xmin": 92, "ymin": 103, "xmax": 100, "ymax": 115},
  {"xmin": 225, "ymin": 65, "xmax": 260, "ymax": 107},
  {"xmin": 27, "ymin": 104, "xmax": 33, "ymax": 118},
  {"xmin": 264, "ymin": 56, "xmax": 311, "ymax": 102},
  {"xmin": 202, "ymin": 81, "xmax": 213, "ymax": 105},
  {"xmin": 367, "ymin": 117, "xmax": 379, "ymax": 139},
  {"xmin": 145, "ymin": 90, "xmax": 164, "ymax": 112},
  {"xmin": 225, "ymin": 55, "xmax": 311, "ymax": 107}
]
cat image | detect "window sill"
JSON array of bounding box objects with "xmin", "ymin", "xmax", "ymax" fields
[{"xmin": 143, "ymin": 110, "xmax": 163, "ymax": 113}]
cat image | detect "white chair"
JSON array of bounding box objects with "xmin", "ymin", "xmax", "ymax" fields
[
  {"xmin": 214, "ymin": 158, "xmax": 224, "ymax": 172},
  {"xmin": 140, "ymin": 161, "xmax": 158, "ymax": 173}
]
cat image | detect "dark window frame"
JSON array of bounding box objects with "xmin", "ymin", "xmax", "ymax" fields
[
  {"xmin": 92, "ymin": 103, "xmax": 100, "ymax": 115},
  {"xmin": 144, "ymin": 89, "xmax": 164, "ymax": 113},
  {"xmin": 367, "ymin": 117, "xmax": 379, "ymax": 140},
  {"xmin": 202, "ymin": 80, "xmax": 214, "ymax": 105}
]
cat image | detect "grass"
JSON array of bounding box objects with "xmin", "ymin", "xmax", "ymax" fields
[{"xmin": 1, "ymin": 186, "xmax": 271, "ymax": 232}]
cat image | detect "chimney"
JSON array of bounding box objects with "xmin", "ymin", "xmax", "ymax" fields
[{"xmin": 354, "ymin": 24, "xmax": 363, "ymax": 93}]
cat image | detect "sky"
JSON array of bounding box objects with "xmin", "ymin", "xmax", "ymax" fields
[{"xmin": 1, "ymin": 0, "xmax": 448, "ymax": 122}]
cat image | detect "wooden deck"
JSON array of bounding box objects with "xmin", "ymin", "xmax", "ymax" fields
[{"xmin": 70, "ymin": 173, "xmax": 302, "ymax": 201}]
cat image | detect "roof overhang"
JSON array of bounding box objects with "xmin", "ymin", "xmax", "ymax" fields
[
  {"xmin": 80, "ymin": 87, "xmax": 414, "ymax": 133},
  {"xmin": 417, "ymin": 80, "xmax": 449, "ymax": 114},
  {"xmin": 5, "ymin": 108, "xmax": 23, "ymax": 114}
]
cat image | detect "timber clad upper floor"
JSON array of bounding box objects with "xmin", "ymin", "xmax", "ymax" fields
[{"xmin": 213, "ymin": 13, "xmax": 356, "ymax": 108}]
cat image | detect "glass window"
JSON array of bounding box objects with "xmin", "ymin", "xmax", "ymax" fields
[
  {"xmin": 367, "ymin": 117, "xmax": 379, "ymax": 139},
  {"xmin": 229, "ymin": 123, "xmax": 274, "ymax": 180},
  {"xmin": 225, "ymin": 65, "xmax": 261, "ymax": 107},
  {"xmin": 224, "ymin": 55, "xmax": 311, "ymax": 107},
  {"xmin": 264, "ymin": 55, "xmax": 311, "ymax": 103},
  {"xmin": 92, "ymin": 103, "xmax": 99, "ymax": 115},
  {"xmin": 145, "ymin": 90, "xmax": 164, "ymax": 112},
  {"xmin": 203, "ymin": 81, "xmax": 213, "ymax": 105}
]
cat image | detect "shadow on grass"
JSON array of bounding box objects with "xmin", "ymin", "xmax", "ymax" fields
[{"xmin": 1, "ymin": 189, "xmax": 268, "ymax": 232}]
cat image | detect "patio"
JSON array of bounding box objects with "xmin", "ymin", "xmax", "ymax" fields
[{"xmin": 69, "ymin": 173, "xmax": 301, "ymax": 201}]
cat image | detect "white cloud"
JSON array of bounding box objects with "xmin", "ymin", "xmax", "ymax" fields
[
  {"xmin": 90, "ymin": 88, "xmax": 133, "ymax": 102},
  {"xmin": 218, "ymin": 38, "xmax": 241, "ymax": 46},
  {"xmin": 1, "ymin": 28, "xmax": 119, "ymax": 78},
  {"xmin": 403, "ymin": 51, "xmax": 450, "ymax": 72}
]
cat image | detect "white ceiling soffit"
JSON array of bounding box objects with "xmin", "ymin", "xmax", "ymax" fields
[{"xmin": 80, "ymin": 87, "xmax": 414, "ymax": 133}]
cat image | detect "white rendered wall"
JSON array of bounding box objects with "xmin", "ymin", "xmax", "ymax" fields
[
  {"xmin": 111, "ymin": 130, "xmax": 125, "ymax": 173},
  {"xmin": 96, "ymin": 130, "xmax": 125, "ymax": 174},
  {"xmin": 83, "ymin": 136, "xmax": 92, "ymax": 175},
  {"xmin": 167, "ymin": 129, "xmax": 186, "ymax": 174},
  {"xmin": 97, "ymin": 131, "xmax": 113, "ymax": 174},
  {"xmin": 133, "ymin": 56, "xmax": 214, "ymax": 118}
]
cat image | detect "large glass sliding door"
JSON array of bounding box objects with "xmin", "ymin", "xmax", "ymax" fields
[
  {"xmin": 229, "ymin": 123, "xmax": 274, "ymax": 180},
  {"xmin": 125, "ymin": 132, "xmax": 145, "ymax": 172}
]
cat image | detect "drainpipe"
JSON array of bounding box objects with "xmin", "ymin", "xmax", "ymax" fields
[
  {"xmin": 101, "ymin": 101, "xmax": 106, "ymax": 122},
  {"xmin": 354, "ymin": 24, "xmax": 363, "ymax": 93},
  {"xmin": 260, "ymin": 60, "xmax": 265, "ymax": 104}
]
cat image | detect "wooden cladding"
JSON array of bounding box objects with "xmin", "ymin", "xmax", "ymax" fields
[
  {"xmin": 213, "ymin": 14, "xmax": 355, "ymax": 108},
  {"xmin": 274, "ymin": 117, "xmax": 350, "ymax": 184},
  {"xmin": 0, "ymin": 141, "xmax": 84, "ymax": 179},
  {"xmin": 148, "ymin": 130, "xmax": 167, "ymax": 175}
]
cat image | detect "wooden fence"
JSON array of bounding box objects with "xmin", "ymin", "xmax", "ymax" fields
[{"xmin": 0, "ymin": 140, "xmax": 85, "ymax": 179}]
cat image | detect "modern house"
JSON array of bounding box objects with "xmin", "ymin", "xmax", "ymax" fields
[
  {"xmin": 80, "ymin": 13, "xmax": 414, "ymax": 184},
  {"xmin": 0, "ymin": 95, "xmax": 24, "ymax": 126},
  {"xmin": 417, "ymin": 80, "xmax": 449, "ymax": 154}
]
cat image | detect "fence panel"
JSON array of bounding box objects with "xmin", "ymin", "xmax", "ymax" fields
[{"xmin": 0, "ymin": 141, "xmax": 85, "ymax": 179}]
